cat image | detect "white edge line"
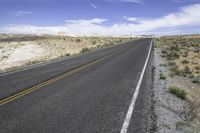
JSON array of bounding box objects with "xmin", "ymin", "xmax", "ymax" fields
[{"xmin": 120, "ymin": 39, "xmax": 153, "ymax": 133}]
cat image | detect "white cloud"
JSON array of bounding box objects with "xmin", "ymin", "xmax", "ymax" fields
[
  {"xmin": 9, "ymin": 11, "xmax": 32, "ymax": 16},
  {"xmin": 1, "ymin": 24, "xmax": 69, "ymax": 35},
  {"xmin": 1, "ymin": 4, "xmax": 200, "ymax": 36},
  {"xmin": 123, "ymin": 16, "xmax": 146, "ymax": 23},
  {"xmin": 173, "ymin": 0, "xmax": 200, "ymax": 3},
  {"xmin": 90, "ymin": 3, "xmax": 98, "ymax": 9},
  {"xmin": 65, "ymin": 18, "xmax": 107, "ymax": 25},
  {"xmin": 129, "ymin": 4, "xmax": 200, "ymax": 31},
  {"xmin": 64, "ymin": 18, "xmax": 108, "ymax": 36}
]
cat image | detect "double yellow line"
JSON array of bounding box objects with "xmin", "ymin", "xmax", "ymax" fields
[{"xmin": 0, "ymin": 51, "xmax": 117, "ymax": 106}]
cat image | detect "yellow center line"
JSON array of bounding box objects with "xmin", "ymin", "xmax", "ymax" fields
[{"xmin": 0, "ymin": 51, "xmax": 118, "ymax": 106}]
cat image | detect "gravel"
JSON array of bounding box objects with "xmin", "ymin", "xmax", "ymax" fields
[{"xmin": 153, "ymin": 47, "xmax": 193, "ymax": 133}]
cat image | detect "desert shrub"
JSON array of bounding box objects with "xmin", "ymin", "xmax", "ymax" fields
[
  {"xmin": 65, "ymin": 53, "xmax": 70, "ymax": 56},
  {"xmin": 154, "ymin": 43, "xmax": 160, "ymax": 48},
  {"xmin": 89, "ymin": 47, "xmax": 96, "ymax": 51},
  {"xmin": 195, "ymin": 65, "xmax": 200, "ymax": 70},
  {"xmin": 170, "ymin": 65, "xmax": 179, "ymax": 74},
  {"xmin": 160, "ymin": 63, "xmax": 167, "ymax": 67},
  {"xmin": 195, "ymin": 70, "xmax": 200, "ymax": 74},
  {"xmin": 182, "ymin": 65, "xmax": 191, "ymax": 74},
  {"xmin": 159, "ymin": 72, "xmax": 166, "ymax": 80},
  {"xmin": 191, "ymin": 43, "xmax": 198, "ymax": 47},
  {"xmin": 75, "ymin": 38, "xmax": 81, "ymax": 43},
  {"xmin": 109, "ymin": 42, "xmax": 114, "ymax": 46},
  {"xmin": 167, "ymin": 51, "xmax": 180, "ymax": 60},
  {"xmin": 168, "ymin": 61, "xmax": 176, "ymax": 66},
  {"xmin": 32, "ymin": 60, "xmax": 40, "ymax": 64},
  {"xmin": 170, "ymin": 45, "xmax": 180, "ymax": 51},
  {"xmin": 171, "ymin": 65, "xmax": 191, "ymax": 76},
  {"xmin": 81, "ymin": 47, "xmax": 91, "ymax": 53},
  {"xmin": 103, "ymin": 43, "xmax": 112, "ymax": 47},
  {"xmin": 182, "ymin": 51, "xmax": 188, "ymax": 57},
  {"xmin": 26, "ymin": 60, "xmax": 41, "ymax": 65},
  {"xmin": 168, "ymin": 86, "xmax": 186, "ymax": 100},
  {"xmin": 2, "ymin": 55, "xmax": 8, "ymax": 59},
  {"xmin": 194, "ymin": 47, "xmax": 200, "ymax": 53},
  {"xmin": 161, "ymin": 49, "xmax": 167, "ymax": 54},
  {"xmin": 92, "ymin": 41, "xmax": 96, "ymax": 45},
  {"xmin": 181, "ymin": 59, "xmax": 189, "ymax": 64},
  {"xmin": 192, "ymin": 76, "xmax": 200, "ymax": 84},
  {"xmin": 96, "ymin": 44, "xmax": 102, "ymax": 48},
  {"xmin": 176, "ymin": 121, "xmax": 188, "ymax": 131}
]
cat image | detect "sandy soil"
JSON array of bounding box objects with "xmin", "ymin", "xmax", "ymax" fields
[
  {"xmin": 0, "ymin": 44, "xmax": 47, "ymax": 69},
  {"xmin": 154, "ymin": 36, "xmax": 200, "ymax": 132}
]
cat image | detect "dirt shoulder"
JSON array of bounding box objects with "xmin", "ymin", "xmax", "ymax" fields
[{"xmin": 153, "ymin": 36, "xmax": 200, "ymax": 132}]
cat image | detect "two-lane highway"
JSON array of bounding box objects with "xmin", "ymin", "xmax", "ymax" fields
[{"xmin": 0, "ymin": 39, "xmax": 155, "ymax": 133}]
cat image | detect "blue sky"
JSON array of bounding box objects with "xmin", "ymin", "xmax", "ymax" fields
[{"xmin": 0, "ymin": 0, "xmax": 200, "ymax": 36}]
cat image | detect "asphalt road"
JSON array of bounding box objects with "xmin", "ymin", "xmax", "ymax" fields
[{"xmin": 0, "ymin": 38, "xmax": 155, "ymax": 133}]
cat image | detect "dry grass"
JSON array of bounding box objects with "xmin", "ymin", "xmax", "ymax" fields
[
  {"xmin": 155, "ymin": 35, "xmax": 200, "ymax": 131},
  {"xmin": 155, "ymin": 36, "xmax": 200, "ymax": 82},
  {"xmin": 168, "ymin": 86, "xmax": 186, "ymax": 100}
]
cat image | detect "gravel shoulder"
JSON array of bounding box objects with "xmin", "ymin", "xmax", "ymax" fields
[{"xmin": 153, "ymin": 47, "xmax": 194, "ymax": 133}]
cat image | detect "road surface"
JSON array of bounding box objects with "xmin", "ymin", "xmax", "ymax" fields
[{"xmin": 0, "ymin": 39, "xmax": 155, "ymax": 133}]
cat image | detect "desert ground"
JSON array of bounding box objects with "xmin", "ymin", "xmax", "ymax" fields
[{"xmin": 155, "ymin": 35, "xmax": 200, "ymax": 132}]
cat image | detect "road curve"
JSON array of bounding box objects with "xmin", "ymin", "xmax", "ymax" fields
[{"xmin": 0, "ymin": 39, "xmax": 155, "ymax": 133}]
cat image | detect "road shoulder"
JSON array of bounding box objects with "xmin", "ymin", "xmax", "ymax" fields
[
  {"xmin": 127, "ymin": 40, "xmax": 157, "ymax": 133},
  {"xmin": 153, "ymin": 47, "xmax": 193, "ymax": 132}
]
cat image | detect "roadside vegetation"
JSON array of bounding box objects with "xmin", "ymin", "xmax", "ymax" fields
[
  {"xmin": 155, "ymin": 36, "xmax": 200, "ymax": 84},
  {"xmin": 159, "ymin": 72, "xmax": 166, "ymax": 80},
  {"xmin": 168, "ymin": 86, "xmax": 186, "ymax": 100},
  {"xmin": 81, "ymin": 47, "xmax": 91, "ymax": 53},
  {"xmin": 155, "ymin": 35, "xmax": 200, "ymax": 132}
]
